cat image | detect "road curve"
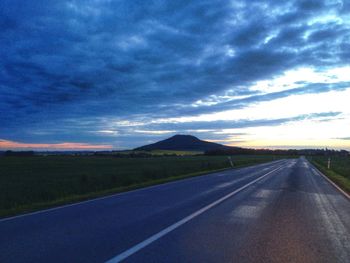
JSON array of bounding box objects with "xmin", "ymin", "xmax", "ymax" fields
[{"xmin": 0, "ymin": 158, "xmax": 349, "ymax": 263}]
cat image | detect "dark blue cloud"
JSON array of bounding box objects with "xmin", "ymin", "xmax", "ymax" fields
[
  {"xmin": 138, "ymin": 112, "xmax": 342, "ymax": 131},
  {"xmin": 1, "ymin": 111, "xmax": 341, "ymax": 149},
  {"xmin": 0, "ymin": 0, "xmax": 349, "ymax": 147}
]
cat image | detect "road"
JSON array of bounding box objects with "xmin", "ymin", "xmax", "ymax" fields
[{"xmin": 1, "ymin": 158, "xmax": 349, "ymax": 263}]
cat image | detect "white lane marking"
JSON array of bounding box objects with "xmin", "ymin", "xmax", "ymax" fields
[
  {"xmin": 215, "ymin": 182, "xmax": 236, "ymax": 188},
  {"xmin": 0, "ymin": 160, "xmax": 286, "ymax": 223},
  {"xmin": 230, "ymin": 204, "xmax": 266, "ymax": 219},
  {"xmin": 200, "ymin": 163, "xmax": 285, "ymax": 196},
  {"xmin": 254, "ymin": 189, "xmax": 275, "ymax": 198},
  {"xmin": 302, "ymin": 161, "xmax": 309, "ymax": 168},
  {"xmin": 311, "ymin": 167, "xmax": 350, "ymax": 200},
  {"xmin": 105, "ymin": 165, "xmax": 284, "ymax": 263}
]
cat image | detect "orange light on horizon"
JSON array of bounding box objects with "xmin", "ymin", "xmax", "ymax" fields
[
  {"xmin": 0, "ymin": 139, "xmax": 113, "ymax": 150},
  {"xmin": 229, "ymin": 138, "xmax": 350, "ymax": 150}
]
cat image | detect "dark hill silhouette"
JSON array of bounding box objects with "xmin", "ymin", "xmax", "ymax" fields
[{"xmin": 134, "ymin": 134, "xmax": 231, "ymax": 152}]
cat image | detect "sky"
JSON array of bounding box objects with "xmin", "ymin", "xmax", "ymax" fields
[{"xmin": 1, "ymin": 0, "xmax": 350, "ymax": 151}]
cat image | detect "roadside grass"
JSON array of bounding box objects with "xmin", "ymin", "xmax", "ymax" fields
[
  {"xmin": 308, "ymin": 156, "xmax": 350, "ymax": 194},
  {"xmin": 0, "ymin": 155, "xmax": 283, "ymax": 218}
]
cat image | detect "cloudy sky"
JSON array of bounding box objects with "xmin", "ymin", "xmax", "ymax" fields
[{"xmin": 1, "ymin": 0, "xmax": 350, "ymax": 150}]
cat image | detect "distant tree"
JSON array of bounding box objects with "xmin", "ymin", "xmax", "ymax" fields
[{"xmin": 4, "ymin": 150, "xmax": 35, "ymax": 157}]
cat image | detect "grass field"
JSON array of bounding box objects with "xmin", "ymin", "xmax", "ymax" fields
[
  {"xmin": 0, "ymin": 154, "xmax": 282, "ymax": 218},
  {"xmin": 309, "ymin": 156, "xmax": 350, "ymax": 194},
  {"xmin": 117, "ymin": 150, "xmax": 203, "ymax": 155}
]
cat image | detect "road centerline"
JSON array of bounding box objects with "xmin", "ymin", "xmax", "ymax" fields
[{"xmin": 105, "ymin": 164, "xmax": 285, "ymax": 263}]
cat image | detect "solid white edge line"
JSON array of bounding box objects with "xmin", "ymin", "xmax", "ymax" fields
[
  {"xmin": 0, "ymin": 159, "xmax": 286, "ymax": 223},
  {"xmin": 309, "ymin": 162, "xmax": 350, "ymax": 200},
  {"xmin": 105, "ymin": 164, "xmax": 284, "ymax": 263}
]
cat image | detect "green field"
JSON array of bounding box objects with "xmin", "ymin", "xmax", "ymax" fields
[
  {"xmin": 0, "ymin": 155, "xmax": 282, "ymax": 218},
  {"xmin": 116, "ymin": 149, "xmax": 203, "ymax": 156},
  {"xmin": 309, "ymin": 156, "xmax": 350, "ymax": 194}
]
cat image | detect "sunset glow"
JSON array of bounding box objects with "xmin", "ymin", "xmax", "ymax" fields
[{"xmin": 0, "ymin": 140, "xmax": 112, "ymax": 150}]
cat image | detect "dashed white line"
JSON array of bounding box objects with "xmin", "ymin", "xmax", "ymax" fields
[{"xmin": 105, "ymin": 165, "xmax": 284, "ymax": 263}]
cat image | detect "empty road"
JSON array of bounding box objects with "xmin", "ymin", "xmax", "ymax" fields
[{"xmin": 1, "ymin": 158, "xmax": 349, "ymax": 263}]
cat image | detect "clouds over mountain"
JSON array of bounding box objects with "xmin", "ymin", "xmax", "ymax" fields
[{"xmin": 1, "ymin": 0, "xmax": 349, "ymax": 148}]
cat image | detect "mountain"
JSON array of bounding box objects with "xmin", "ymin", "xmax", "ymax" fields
[{"xmin": 134, "ymin": 134, "xmax": 230, "ymax": 152}]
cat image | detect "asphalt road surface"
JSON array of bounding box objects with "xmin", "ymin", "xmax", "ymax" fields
[{"xmin": 1, "ymin": 157, "xmax": 349, "ymax": 263}]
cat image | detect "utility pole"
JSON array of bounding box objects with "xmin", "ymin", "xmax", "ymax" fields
[
  {"xmin": 228, "ymin": 156, "xmax": 234, "ymax": 168},
  {"xmin": 327, "ymin": 157, "xmax": 331, "ymax": 169}
]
